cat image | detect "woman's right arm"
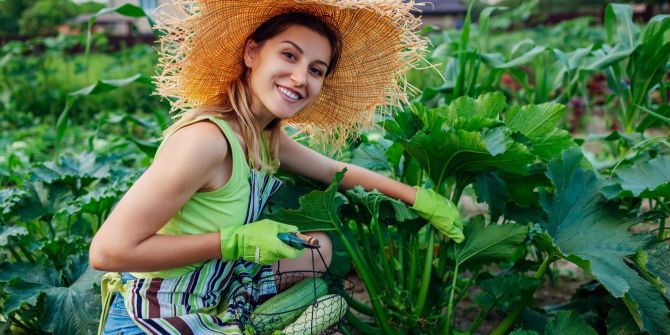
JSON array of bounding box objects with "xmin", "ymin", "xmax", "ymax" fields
[{"xmin": 89, "ymin": 121, "xmax": 228, "ymax": 272}]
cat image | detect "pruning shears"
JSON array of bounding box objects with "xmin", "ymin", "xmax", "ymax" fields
[{"xmin": 277, "ymin": 232, "xmax": 320, "ymax": 250}]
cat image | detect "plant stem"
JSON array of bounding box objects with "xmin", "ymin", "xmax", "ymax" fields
[
  {"xmin": 18, "ymin": 244, "xmax": 35, "ymax": 263},
  {"xmin": 414, "ymin": 228, "xmax": 435, "ymax": 318},
  {"xmin": 8, "ymin": 314, "xmax": 36, "ymax": 333},
  {"xmin": 8, "ymin": 245, "xmax": 25, "ymax": 263},
  {"xmin": 468, "ymin": 306, "xmax": 493, "ymax": 334},
  {"xmin": 346, "ymin": 296, "xmax": 374, "ymax": 316},
  {"xmin": 408, "ymin": 234, "xmax": 418, "ymax": 297},
  {"xmin": 455, "ymin": 270, "xmax": 480, "ymax": 306},
  {"xmin": 345, "ymin": 310, "xmax": 380, "ymax": 334},
  {"xmin": 443, "ymin": 262, "xmax": 460, "ymax": 335},
  {"xmin": 372, "ymin": 216, "xmax": 396, "ymax": 300},
  {"xmin": 658, "ymin": 217, "xmax": 666, "ymax": 242},
  {"xmin": 490, "ymin": 255, "xmax": 554, "ymax": 335},
  {"xmin": 335, "ymin": 225, "xmax": 397, "ymax": 335}
]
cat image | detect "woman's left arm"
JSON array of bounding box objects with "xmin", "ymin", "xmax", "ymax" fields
[
  {"xmin": 278, "ymin": 131, "xmax": 418, "ymax": 205},
  {"xmin": 278, "ymin": 131, "xmax": 465, "ymax": 242}
]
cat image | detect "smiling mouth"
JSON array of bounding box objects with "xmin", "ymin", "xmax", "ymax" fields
[{"xmin": 276, "ymin": 84, "xmax": 303, "ymax": 102}]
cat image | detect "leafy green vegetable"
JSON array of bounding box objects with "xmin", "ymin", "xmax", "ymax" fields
[
  {"xmin": 602, "ymin": 155, "xmax": 670, "ymax": 199},
  {"xmin": 0, "ymin": 255, "xmax": 103, "ymax": 335},
  {"xmin": 544, "ymin": 311, "xmax": 598, "ymax": 335},
  {"xmin": 539, "ymin": 148, "xmax": 669, "ymax": 334},
  {"xmin": 449, "ymin": 220, "xmax": 528, "ymax": 269}
]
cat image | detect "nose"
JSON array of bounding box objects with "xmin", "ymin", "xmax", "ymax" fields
[{"xmin": 290, "ymin": 65, "xmax": 308, "ymax": 87}]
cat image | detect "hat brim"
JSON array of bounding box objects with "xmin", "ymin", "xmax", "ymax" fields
[{"xmin": 154, "ymin": 0, "xmax": 427, "ymax": 148}]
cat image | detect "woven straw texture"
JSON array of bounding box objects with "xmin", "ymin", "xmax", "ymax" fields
[{"xmin": 153, "ymin": 0, "xmax": 428, "ymax": 148}]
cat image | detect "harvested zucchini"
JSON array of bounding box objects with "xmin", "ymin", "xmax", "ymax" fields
[
  {"xmin": 277, "ymin": 294, "xmax": 348, "ymax": 335},
  {"xmin": 249, "ymin": 277, "xmax": 328, "ymax": 334}
]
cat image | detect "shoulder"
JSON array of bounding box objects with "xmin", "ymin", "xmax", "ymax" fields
[{"xmin": 154, "ymin": 120, "xmax": 229, "ymax": 173}]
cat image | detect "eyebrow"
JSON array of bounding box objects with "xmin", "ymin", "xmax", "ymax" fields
[{"xmin": 280, "ymin": 41, "xmax": 329, "ymax": 68}]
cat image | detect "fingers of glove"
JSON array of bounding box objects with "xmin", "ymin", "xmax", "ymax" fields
[
  {"xmin": 432, "ymin": 221, "xmax": 464, "ymax": 242},
  {"xmin": 443, "ymin": 226, "xmax": 465, "ymax": 243},
  {"xmin": 453, "ymin": 217, "xmax": 464, "ymax": 230},
  {"xmin": 274, "ymin": 241, "xmax": 305, "ymax": 259},
  {"xmin": 275, "ymin": 223, "xmax": 299, "ymax": 233}
]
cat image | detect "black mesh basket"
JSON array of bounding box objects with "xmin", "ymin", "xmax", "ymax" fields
[{"xmin": 234, "ymin": 248, "xmax": 354, "ymax": 335}]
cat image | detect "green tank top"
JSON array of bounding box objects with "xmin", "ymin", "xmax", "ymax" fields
[{"xmin": 131, "ymin": 116, "xmax": 251, "ymax": 279}]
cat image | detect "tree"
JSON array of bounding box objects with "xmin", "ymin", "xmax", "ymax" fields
[{"xmin": 18, "ymin": 0, "xmax": 78, "ymax": 36}]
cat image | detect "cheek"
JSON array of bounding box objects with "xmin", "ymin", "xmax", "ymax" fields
[{"xmin": 308, "ymin": 79, "xmax": 325, "ymax": 100}]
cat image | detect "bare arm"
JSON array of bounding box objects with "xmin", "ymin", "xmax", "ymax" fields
[
  {"xmin": 278, "ymin": 131, "xmax": 418, "ymax": 206},
  {"xmin": 89, "ymin": 121, "xmax": 228, "ymax": 272}
]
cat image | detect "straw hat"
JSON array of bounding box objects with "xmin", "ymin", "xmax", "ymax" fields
[{"xmin": 153, "ymin": 0, "xmax": 428, "ymax": 148}]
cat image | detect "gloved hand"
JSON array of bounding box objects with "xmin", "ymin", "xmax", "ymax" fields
[
  {"xmin": 219, "ymin": 219, "xmax": 305, "ymax": 265},
  {"xmin": 410, "ymin": 187, "xmax": 465, "ymax": 243}
]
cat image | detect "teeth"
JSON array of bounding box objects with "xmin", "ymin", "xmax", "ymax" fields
[{"xmin": 278, "ymin": 86, "xmax": 300, "ymax": 100}]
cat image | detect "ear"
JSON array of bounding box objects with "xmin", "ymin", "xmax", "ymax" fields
[{"xmin": 243, "ymin": 40, "xmax": 258, "ymax": 68}]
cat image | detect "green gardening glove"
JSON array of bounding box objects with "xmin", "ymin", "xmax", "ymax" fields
[
  {"xmin": 410, "ymin": 187, "xmax": 465, "ymax": 243},
  {"xmin": 219, "ymin": 219, "xmax": 305, "ymax": 265}
]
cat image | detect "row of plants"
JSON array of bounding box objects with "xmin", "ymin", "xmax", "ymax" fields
[{"xmin": 0, "ymin": 2, "xmax": 668, "ymax": 334}]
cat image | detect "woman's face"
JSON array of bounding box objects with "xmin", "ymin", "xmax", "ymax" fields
[{"xmin": 244, "ymin": 25, "xmax": 332, "ymax": 123}]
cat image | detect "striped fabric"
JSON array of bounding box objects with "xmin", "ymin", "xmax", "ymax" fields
[{"xmin": 121, "ymin": 169, "xmax": 284, "ymax": 334}]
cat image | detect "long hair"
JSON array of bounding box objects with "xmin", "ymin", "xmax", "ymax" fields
[{"xmin": 163, "ymin": 11, "xmax": 341, "ymax": 173}]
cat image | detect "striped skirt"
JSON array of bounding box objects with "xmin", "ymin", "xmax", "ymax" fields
[{"xmin": 98, "ymin": 170, "xmax": 284, "ymax": 335}]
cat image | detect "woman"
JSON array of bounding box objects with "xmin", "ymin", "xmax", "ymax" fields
[{"xmin": 89, "ymin": 1, "xmax": 464, "ymax": 334}]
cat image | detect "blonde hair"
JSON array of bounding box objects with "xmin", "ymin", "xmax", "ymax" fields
[{"xmin": 163, "ymin": 77, "xmax": 281, "ymax": 173}]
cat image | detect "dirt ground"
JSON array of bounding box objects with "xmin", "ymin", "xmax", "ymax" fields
[{"xmin": 341, "ymin": 260, "xmax": 589, "ymax": 334}]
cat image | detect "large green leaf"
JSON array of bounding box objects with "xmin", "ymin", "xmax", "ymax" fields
[
  {"xmin": 449, "ymin": 220, "xmax": 528, "ymax": 269},
  {"xmin": 385, "ymin": 93, "xmax": 551, "ymax": 187},
  {"xmin": 442, "ymin": 92, "xmax": 507, "ymax": 130},
  {"xmin": 401, "ymin": 127, "xmax": 533, "ymax": 187},
  {"xmin": 30, "ymin": 152, "xmax": 111, "ymax": 185},
  {"xmin": 607, "ymin": 303, "xmax": 642, "ymax": 335},
  {"xmin": 350, "ymin": 142, "xmax": 395, "ymax": 172},
  {"xmin": 605, "ymin": 4, "xmax": 640, "ymax": 48},
  {"xmin": 505, "ymin": 103, "xmax": 575, "ymax": 161},
  {"xmin": 474, "ymin": 171, "xmax": 508, "ymax": 221},
  {"xmin": 602, "ymin": 155, "xmax": 670, "ymax": 199},
  {"xmin": 544, "ymin": 310, "xmax": 598, "ymax": 335},
  {"xmin": 265, "ymin": 169, "xmax": 347, "ymax": 232},
  {"xmin": 0, "ymin": 226, "xmax": 28, "ymax": 246},
  {"xmin": 14, "ymin": 181, "xmax": 71, "ymax": 222},
  {"xmin": 345, "ymin": 186, "xmax": 417, "ymax": 224},
  {"xmin": 627, "ymin": 15, "xmax": 670, "ymax": 107},
  {"xmin": 539, "ymin": 148, "xmax": 669, "ymax": 334},
  {"xmin": 0, "ymin": 188, "xmax": 25, "ymax": 216},
  {"xmin": 632, "ymin": 245, "xmax": 670, "ymax": 301},
  {"xmin": 0, "ymin": 256, "xmax": 103, "ymax": 335},
  {"xmin": 57, "ymin": 180, "xmax": 129, "ymax": 217},
  {"xmin": 474, "ymin": 274, "xmax": 540, "ymax": 311}
]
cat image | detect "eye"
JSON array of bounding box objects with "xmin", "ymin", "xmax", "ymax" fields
[
  {"xmin": 310, "ymin": 67, "xmax": 324, "ymax": 77},
  {"xmin": 282, "ymin": 51, "xmax": 295, "ymax": 61}
]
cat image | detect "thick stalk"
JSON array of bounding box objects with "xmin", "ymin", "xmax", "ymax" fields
[
  {"xmin": 408, "ymin": 234, "xmax": 418, "ymax": 297},
  {"xmin": 346, "ymin": 296, "xmax": 374, "ymax": 316},
  {"xmin": 414, "ymin": 229, "xmax": 435, "ymax": 318},
  {"xmin": 490, "ymin": 256, "xmax": 554, "ymax": 335},
  {"xmin": 443, "ymin": 262, "xmax": 460, "ymax": 335},
  {"xmin": 659, "ymin": 217, "xmax": 666, "ymax": 242},
  {"xmin": 334, "ymin": 225, "xmax": 397, "ymax": 335},
  {"xmin": 345, "ymin": 310, "xmax": 381, "ymax": 334},
  {"xmin": 455, "ymin": 270, "xmax": 480, "ymax": 306},
  {"xmin": 468, "ymin": 306, "xmax": 493, "ymax": 334},
  {"xmin": 373, "ymin": 216, "xmax": 396, "ymax": 299},
  {"xmin": 397, "ymin": 227, "xmax": 406, "ymax": 290},
  {"xmin": 18, "ymin": 244, "xmax": 35, "ymax": 263},
  {"xmin": 45, "ymin": 216, "xmax": 56, "ymax": 238},
  {"xmin": 8, "ymin": 245, "xmax": 24, "ymax": 263}
]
